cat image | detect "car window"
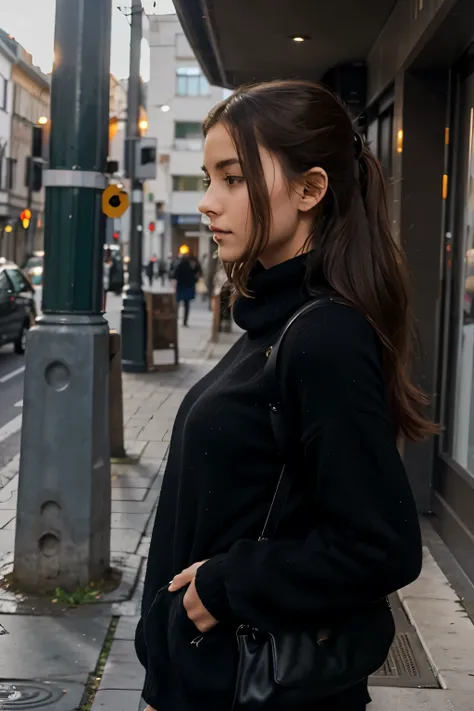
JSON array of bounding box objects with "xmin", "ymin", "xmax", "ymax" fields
[
  {"xmin": 26, "ymin": 258, "xmax": 42, "ymax": 268},
  {"xmin": 6, "ymin": 268, "xmax": 30, "ymax": 294},
  {"xmin": 0, "ymin": 271, "xmax": 11, "ymax": 302}
]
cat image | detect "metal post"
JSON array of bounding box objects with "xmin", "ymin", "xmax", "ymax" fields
[
  {"xmin": 14, "ymin": 0, "xmax": 112, "ymax": 592},
  {"xmin": 121, "ymin": 0, "xmax": 147, "ymax": 372},
  {"xmin": 25, "ymin": 156, "xmax": 33, "ymax": 257}
]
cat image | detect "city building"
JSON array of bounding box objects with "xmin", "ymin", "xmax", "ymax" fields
[
  {"xmin": 0, "ymin": 34, "xmax": 15, "ymax": 258},
  {"xmin": 144, "ymin": 12, "xmax": 224, "ymax": 269},
  {"xmin": 0, "ymin": 29, "xmax": 50, "ymax": 265},
  {"xmin": 173, "ymin": 0, "xmax": 474, "ymax": 583}
]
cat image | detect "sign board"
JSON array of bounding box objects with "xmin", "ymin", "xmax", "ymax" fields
[{"xmin": 102, "ymin": 185, "xmax": 130, "ymax": 218}]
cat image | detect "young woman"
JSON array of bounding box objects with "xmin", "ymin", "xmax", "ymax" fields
[{"xmin": 135, "ymin": 80, "xmax": 433, "ymax": 711}]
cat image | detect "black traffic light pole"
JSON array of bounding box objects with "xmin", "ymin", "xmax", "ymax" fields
[
  {"xmin": 121, "ymin": 0, "xmax": 147, "ymax": 372},
  {"xmin": 15, "ymin": 0, "xmax": 112, "ymax": 592}
]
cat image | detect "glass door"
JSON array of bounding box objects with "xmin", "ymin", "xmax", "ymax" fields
[{"xmin": 434, "ymin": 63, "xmax": 474, "ymax": 583}]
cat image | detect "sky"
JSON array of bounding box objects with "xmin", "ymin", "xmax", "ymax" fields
[{"xmin": 0, "ymin": 0, "xmax": 176, "ymax": 81}]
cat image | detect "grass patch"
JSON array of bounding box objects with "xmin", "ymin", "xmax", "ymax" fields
[
  {"xmin": 79, "ymin": 616, "xmax": 119, "ymax": 711},
  {"xmin": 0, "ymin": 568, "xmax": 121, "ymax": 602},
  {"xmin": 53, "ymin": 584, "xmax": 103, "ymax": 605}
]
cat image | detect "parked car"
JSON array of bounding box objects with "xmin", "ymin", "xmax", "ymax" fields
[
  {"xmin": 24, "ymin": 251, "xmax": 44, "ymax": 286},
  {"xmin": 0, "ymin": 259, "xmax": 37, "ymax": 354}
]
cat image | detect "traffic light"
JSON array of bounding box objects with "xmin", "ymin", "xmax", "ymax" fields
[
  {"xmin": 20, "ymin": 209, "xmax": 32, "ymax": 230},
  {"xmin": 134, "ymin": 137, "xmax": 157, "ymax": 180},
  {"xmin": 113, "ymin": 231, "xmax": 120, "ymax": 241}
]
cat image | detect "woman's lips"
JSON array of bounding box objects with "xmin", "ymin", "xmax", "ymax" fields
[{"xmin": 210, "ymin": 226, "xmax": 232, "ymax": 241}]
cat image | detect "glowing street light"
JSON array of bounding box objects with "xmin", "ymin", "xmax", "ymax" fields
[{"xmin": 38, "ymin": 116, "xmax": 48, "ymax": 125}]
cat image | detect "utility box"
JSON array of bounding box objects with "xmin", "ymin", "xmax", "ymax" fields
[
  {"xmin": 136, "ymin": 137, "xmax": 157, "ymax": 180},
  {"xmin": 145, "ymin": 291, "xmax": 179, "ymax": 370}
]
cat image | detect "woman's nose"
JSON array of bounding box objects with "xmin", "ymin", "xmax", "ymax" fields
[{"xmin": 198, "ymin": 186, "xmax": 221, "ymax": 217}]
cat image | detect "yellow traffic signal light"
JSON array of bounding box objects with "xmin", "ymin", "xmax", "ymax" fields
[{"xmin": 22, "ymin": 218, "xmax": 30, "ymax": 230}]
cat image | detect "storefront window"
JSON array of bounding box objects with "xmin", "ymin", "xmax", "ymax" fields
[{"xmin": 452, "ymin": 97, "xmax": 474, "ymax": 473}]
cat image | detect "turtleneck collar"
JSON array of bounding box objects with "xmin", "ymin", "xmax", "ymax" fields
[{"xmin": 233, "ymin": 253, "xmax": 312, "ymax": 337}]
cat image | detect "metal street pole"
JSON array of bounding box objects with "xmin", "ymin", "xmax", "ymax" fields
[
  {"xmin": 121, "ymin": 0, "xmax": 147, "ymax": 372},
  {"xmin": 14, "ymin": 0, "xmax": 112, "ymax": 592}
]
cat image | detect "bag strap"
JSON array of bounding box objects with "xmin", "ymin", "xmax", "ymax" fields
[{"xmin": 258, "ymin": 297, "xmax": 333, "ymax": 541}]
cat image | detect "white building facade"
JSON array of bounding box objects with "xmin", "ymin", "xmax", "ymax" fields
[{"xmin": 145, "ymin": 13, "xmax": 224, "ymax": 268}]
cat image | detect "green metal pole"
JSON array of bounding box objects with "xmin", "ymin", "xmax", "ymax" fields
[
  {"xmin": 121, "ymin": 0, "xmax": 147, "ymax": 373},
  {"xmin": 15, "ymin": 0, "xmax": 113, "ymax": 592}
]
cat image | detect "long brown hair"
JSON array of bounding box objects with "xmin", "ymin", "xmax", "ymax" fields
[{"xmin": 203, "ymin": 80, "xmax": 436, "ymax": 442}]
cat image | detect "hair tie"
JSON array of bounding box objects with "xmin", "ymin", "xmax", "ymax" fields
[{"xmin": 353, "ymin": 132, "xmax": 363, "ymax": 160}]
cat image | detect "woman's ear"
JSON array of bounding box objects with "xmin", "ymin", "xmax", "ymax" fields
[{"xmin": 297, "ymin": 167, "xmax": 328, "ymax": 212}]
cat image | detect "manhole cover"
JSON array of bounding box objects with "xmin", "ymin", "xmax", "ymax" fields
[{"xmin": 0, "ymin": 682, "xmax": 64, "ymax": 709}]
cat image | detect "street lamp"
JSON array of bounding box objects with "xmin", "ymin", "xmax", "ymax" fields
[
  {"xmin": 121, "ymin": 0, "xmax": 147, "ymax": 373},
  {"xmin": 37, "ymin": 116, "xmax": 48, "ymax": 125}
]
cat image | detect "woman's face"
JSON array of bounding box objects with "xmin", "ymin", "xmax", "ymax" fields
[{"xmin": 198, "ymin": 123, "xmax": 323, "ymax": 267}]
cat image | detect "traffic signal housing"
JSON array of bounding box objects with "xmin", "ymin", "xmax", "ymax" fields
[{"xmin": 20, "ymin": 209, "xmax": 32, "ymax": 230}]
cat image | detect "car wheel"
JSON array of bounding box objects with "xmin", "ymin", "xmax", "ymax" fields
[{"xmin": 14, "ymin": 320, "xmax": 29, "ymax": 355}]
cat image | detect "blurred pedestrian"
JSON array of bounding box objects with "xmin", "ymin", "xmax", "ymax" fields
[
  {"xmin": 172, "ymin": 254, "xmax": 197, "ymax": 327},
  {"xmin": 146, "ymin": 255, "xmax": 157, "ymax": 288},
  {"xmin": 136, "ymin": 81, "xmax": 432, "ymax": 711},
  {"xmin": 158, "ymin": 258, "xmax": 167, "ymax": 287}
]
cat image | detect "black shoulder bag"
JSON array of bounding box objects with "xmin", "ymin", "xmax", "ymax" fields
[{"xmin": 232, "ymin": 298, "xmax": 395, "ymax": 711}]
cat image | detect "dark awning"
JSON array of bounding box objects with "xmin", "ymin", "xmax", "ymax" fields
[{"xmin": 173, "ymin": 0, "xmax": 397, "ymax": 88}]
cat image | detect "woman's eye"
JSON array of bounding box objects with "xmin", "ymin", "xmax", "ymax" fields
[
  {"xmin": 225, "ymin": 175, "xmax": 243, "ymax": 186},
  {"xmin": 202, "ymin": 177, "xmax": 211, "ymax": 189}
]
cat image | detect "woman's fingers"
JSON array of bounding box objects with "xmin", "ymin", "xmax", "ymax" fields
[
  {"xmin": 168, "ymin": 561, "xmax": 205, "ymax": 591},
  {"xmin": 168, "ymin": 560, "xmax": 208, "ymax": 592}
]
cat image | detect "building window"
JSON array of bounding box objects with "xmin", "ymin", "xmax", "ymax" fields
[
  {"xmin": 174, "ymin": 121, "xmax": 203, "ymax": 150},
  {"xmin": 7, "ymin": 158, "xmax": 17, "ymax": 190},
  {"xmin": 172, "ymin": 175, "xmax": 204, "ymax": 192},
  {"xmin": 1, "ymin": 76, "xmax": 7, "ymax": 111},
  {"xmin": 175, "ymin": 122, "xmax": 202, "ymax": 139},
  {"xmin": 176, "ymin": 67, "xmax": 210, "ymax": 97}
]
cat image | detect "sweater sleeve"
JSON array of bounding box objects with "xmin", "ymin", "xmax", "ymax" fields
[{"xmin": 195, "ymin": 304, "xmax": 423, "ymax": 628}]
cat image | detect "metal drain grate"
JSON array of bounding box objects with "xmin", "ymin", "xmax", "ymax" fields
[
  {"xmin": 370, "ymin": 596, "xmax": 439, "ymax": 688},
  {"xmin": 376, "ymin": 633, "xmax": 422, "ymax": 678}
]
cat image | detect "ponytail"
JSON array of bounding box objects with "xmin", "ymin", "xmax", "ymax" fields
[{"xmin": 323, "ymin": 143, "xmax": 438, "ymax": 441}]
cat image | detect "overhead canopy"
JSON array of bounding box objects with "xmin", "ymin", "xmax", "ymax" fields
[{"xmin": 173, "ymin": 0, "xmax": 397, "ymax": 88}]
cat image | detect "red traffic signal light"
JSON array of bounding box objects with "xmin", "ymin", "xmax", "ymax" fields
[
  {"xmin": 148, "ymin": 222, "xmax": 155, "ymax": 233},
  {"xmin": 113, "ymin": 231, "xmax": 120, "ymax": 240},
  {"xmin": 20, "ymin": 209, "xmax": 32, "ymax": 221}
]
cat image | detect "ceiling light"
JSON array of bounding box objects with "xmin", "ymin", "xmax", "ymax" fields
[{"xmin": 291, "ymin": 36, "xmax": 309, "ymax": 42}]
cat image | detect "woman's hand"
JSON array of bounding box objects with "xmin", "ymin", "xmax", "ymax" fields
[{"xmin": 168, "ymin": 561, "xmax": 219, "ymax": 633}]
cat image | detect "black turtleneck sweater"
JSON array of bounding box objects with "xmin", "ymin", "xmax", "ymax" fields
[{"xmin": 135, "ymin": 255, "xmax": 422, "ymax": 711}]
